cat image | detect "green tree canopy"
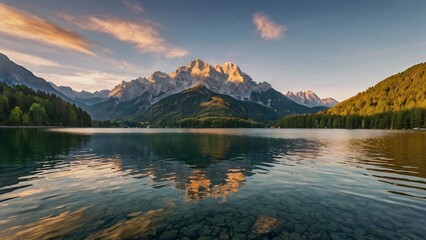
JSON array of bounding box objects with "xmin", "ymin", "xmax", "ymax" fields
[
  {"xmin": 0, "ymin": 83, "xmax": 92, "ymax": 127},
  {"xmin": 29, "ymin": 103, "xmax": 47, "ymax": 126},
  {"xmin": 8, "ymin": 106, "xmax": 22, "ymax": 125}
]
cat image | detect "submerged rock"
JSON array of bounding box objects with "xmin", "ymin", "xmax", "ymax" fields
[{"xmin": 251, "ymin": 215, "xmax": 279, "ymax": 234}]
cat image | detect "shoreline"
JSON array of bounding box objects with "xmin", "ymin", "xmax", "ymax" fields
[
  {"xmin": 0, "ymin": 126, "xmax": 83, "ymax": 128},
  {"xmin": 1, "ymin": 126, "xmax": 424, "ymax": 131}
]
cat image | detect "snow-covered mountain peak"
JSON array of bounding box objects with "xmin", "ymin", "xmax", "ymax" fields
[
  {"xmin": 255, "ymin": 81, "xmax": 272, "ymax": 92},
  {"xmin": 285, "ymin": 90, "xmax": 339, "ymax": 107},
  {"xmin": 151, "ymin": 71, "xmax": 168, "ymax": 78},
  {"xmin": 187, "ymin": 58, "xmax": 207, "ymax": 69},
  {"xmin": 221, "ymin": 62, "xmax": 244, "ymax": 83},
  {"xmin": 212, "ymin": 64, "xmax": 223, "ymax": 74},
  {"xmin": 170, "ymin": 59, "xmax": 250, "ymax": 84},
  {"xmin": 285, "ymin": 91, "xmax": 295, "ymax": 97},
  {"xmin": 108, "ymin": 59, "xmax": 274, "ymax": 102},
  {"xmin": 148, "ymin": 71, "xmax": 169, "ymax": 82},
  {"xmin": 297, "ymin": 90, "xmax": 320, "ymax": 101},
  {"xmin": 222, "ymin": 61, "xmax": 237, "ymax": 68},
  {"xmin": 134, "ymin": 77, "xmax": 153, "ymax": 83},
  {"xmin": 175, "ymin": 58, "xmax": 214, "ymax": 79}
]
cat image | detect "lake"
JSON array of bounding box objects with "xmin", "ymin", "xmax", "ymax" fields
[{"xmin": 0, "ymin": 128, "xmax": 425, "ymax": 239}]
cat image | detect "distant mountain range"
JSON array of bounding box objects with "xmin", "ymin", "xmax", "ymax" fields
[
  {"xmin": 81, "ymin": 58, "xmax": 332, "ymax": 120},
  {"xmin": 49, "ymin": 82, "xmax": 110, "ymax": 100},
  {"xmin": 0, "ymin": 53, "xmax": 334, "ymax": 123},
  {"xmin": 285, "ymin": 90, "xmax": 338, "ymax": 107}
]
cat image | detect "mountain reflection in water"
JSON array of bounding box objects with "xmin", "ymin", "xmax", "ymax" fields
[{"xmin": 86, "ymin": 133, "xmax": 324, "ymax": 202}]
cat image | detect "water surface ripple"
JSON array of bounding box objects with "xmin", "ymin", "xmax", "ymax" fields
[{"xmin": 0, "ymin": 128, "xmax": 425, "ymax": 239}]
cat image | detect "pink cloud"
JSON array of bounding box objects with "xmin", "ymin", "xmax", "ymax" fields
[
  {"xmin": 253, "ymin": 13, "xmax": 285, "ymax": 40},
  {"xmin": 0, "ymin": 3, "xmax": 94, "ymax": 55},
  {"xmin": 65, "ymin": 16, "xmax": 189, "ymax": 58}
]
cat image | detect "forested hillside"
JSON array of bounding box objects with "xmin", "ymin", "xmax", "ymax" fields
[
  {"xmin": 0, "ymin": 83, "xmax": 92, "ymax": 127},
  {"xmin": 276, "ymin": 108, "xmax": 426, "ymax": 129},
  {"xmin": 327, "ymin": 63, "xmax": 426, "ymax": 116},
  {"xmin": 277, "ymin": 63, "xmax": 426, "ymax": 129}
]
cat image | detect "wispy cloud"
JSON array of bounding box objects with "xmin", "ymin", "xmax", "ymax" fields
[
  {"xmin": 43, "ymin": 70, "xmax": 132, "ymax": 92},
  {"xmin": 124, "ymin": 0, "xmax": 143, "ymax": 14},
  {"xmin": 0, "ymin": 3, "xmax": 94, "ymax": 55},
  {"xmin": 0, "ymin": 49, "xmax": 59, "ymax": 67},
  {"xmin": 164, "ymin": 47, "xmax": 191, "ymax": 59},
  {"xmin": 253, "ymin": 13, "xmax": 285, "ymax": 40},
  {"xmin": 64, "ymin": 16, "xmax": 189, "ymax": 58}
]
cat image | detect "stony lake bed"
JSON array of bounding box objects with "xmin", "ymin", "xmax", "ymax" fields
[{"xmin": 0, "ymin": 128, "xmax": 425, "ymax": 239}]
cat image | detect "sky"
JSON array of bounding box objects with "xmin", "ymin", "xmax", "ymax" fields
[{"xmin": 1, "ymin": 0, "xmax": 426, "ymax": 101}]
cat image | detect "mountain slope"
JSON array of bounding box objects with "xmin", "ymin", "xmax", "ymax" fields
[
  {"xmin": 86, "ymin": 91, "xmax": 153, "ymax": 120},
  {"xmin": 0, "ymin": 53, "xmax": 70, "ymax": 101},
  {"xmin": 139, "ymin": 85, "xmax": 280, "ymax": 124},
  {"xmin": 327, "ymin": 63, "xmax": 426, "ymax": 116},
  {"xmin": 285, "ymin": 90, "xmax": 339, "ymax": 107},
  {"xmin": 250, "ymin": 88, "xmax": 328, "ymax": 115}
]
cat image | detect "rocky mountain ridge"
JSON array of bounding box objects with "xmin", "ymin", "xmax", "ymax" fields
[
  {"xmin": 285, "ymin": 90, "xmax": 338, "ymax": 107},
  {"xmin": 107, "ymin": 58, "xmax": 272, "ymax": 104}
]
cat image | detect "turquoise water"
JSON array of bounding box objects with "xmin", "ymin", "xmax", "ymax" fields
[{"xmin": 0, "ymin": 128, "xmax": 425, "ymax": 239}]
